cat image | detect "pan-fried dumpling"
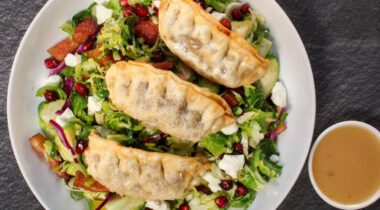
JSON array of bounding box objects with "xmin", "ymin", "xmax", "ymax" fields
[
  {"xmin": 105, "ymin": 61, "xmax": 235, "ymax": 142},
  {"xmin": 159, "ymin": 0, "xmax": 268, "ymax": 88},
  {"xmin": 84, "ymin": 133, "xmax": 211, "ymax": 200}
]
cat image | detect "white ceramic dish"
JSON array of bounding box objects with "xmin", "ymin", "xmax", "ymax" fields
[
  {"xmin": 7, "ymin": 0, "xmax": 315, "ymax": 209},
  {"xmin": 308, "ymin": 121, "xmax": 380, "ymax": 210}
]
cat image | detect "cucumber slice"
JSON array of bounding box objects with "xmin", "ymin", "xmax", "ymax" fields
[
  {"xmin": 256, "ymin": 57, "xmax": 279, "ymax": 98},
  {"xmin": 105, "ymin": 195, "xmax": 145, "ymax": 210},
  {"xmin": 231, "ymin": 19, "xmax": 254, "ymax": 38},
  {"xmin": 53, "ymin": 126, "xmax": 77, "ymax": 162},
  {"xmin": 38, "ymin": 100, "xmax": 65, "ymax": 139}
]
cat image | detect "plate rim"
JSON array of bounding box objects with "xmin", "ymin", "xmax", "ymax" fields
[{"xmin": 7, "ymin": 0, "xmax": 316, "ymax": 209}]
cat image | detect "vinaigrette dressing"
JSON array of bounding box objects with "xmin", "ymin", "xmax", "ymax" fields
[{"xmin": 312, "ymin": 125, "xmax": 380, "ymax": 204}]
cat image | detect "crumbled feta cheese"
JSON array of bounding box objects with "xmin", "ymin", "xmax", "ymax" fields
[
  {"xmin": 95, "ymin": 5, "xmax": 113, "ymax": 25},
  {"xmin": 43, "ymin": 75, "xmax": 62, "ymax": 87},
  {"xmin": 270, "ymin": 154, "xmax": 280, "ymax": 162},
  {"xmin": 145, "ymin": 200, "xmax": 169, "ymax": 210},
  {"xmin": 56, "ymin": 109, "xmax": 75, "ymax": 127},
  {"xmin": 218, "ymin": 155, "xmax": 245, "ymax": 178},
  {"xmin": 203, "ymin": 172, "xmax": 221, "ymax": 192},
  {"xmin": 241, "ymin": 133, "xmax": 249, "ymax": 156},
  {"xmin": 271, "ymin": 82, "xmax": 287, "ymax": 108},
  {"xmin": 95, "ymin": 0, "xmax": 110, "ymax": 5},
  {"xmin": 211, "ymin": 11, "xmax": 227, "ymax": 21},
  {"xmin": 221, "ymin": 123, "xmax": 238, "ymax": 135},
  {"xmin": 189, "ymin": 198, "xmax": 208, "ymax": 210},
  {"xmin": 64, "ymin": 53, "xmax": 81, "ymax": 67},
  {"xmin": 153, "ymin": 0, "xmax": 161, "ymax": 8},
  {"xmin": 88, "ymin": 96, "xmax": 102, "ymax": 115}
]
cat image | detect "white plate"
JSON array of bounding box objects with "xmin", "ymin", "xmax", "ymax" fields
[{"xmin": 7, "ymin": 0, "xmax": 316, "ymax": 209}]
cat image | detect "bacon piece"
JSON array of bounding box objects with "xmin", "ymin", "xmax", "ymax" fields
[
  {"xmin": 74, "ymin": 171, "xmax": 109, "ymax": 192},
  {"xmin": 222, "ymin": 90, "xmax": 239, "ymax": 108},
  {"xmin": 29, "ymin": 133, "xmax": 46, "ymax": 156},
  {"xmin": 275, "ymin": 123, "xmax": 287, "ymax": 136},
  {"xmin": 86, "ymin": 47, "xmax": 102, "ymax": 59},
  {"xmin": 73, "ymin": 18, "xmax": 98, "ymax": 43},
  {"xmin": 152, "ymin": 60, "xmax": 175, "ymax": 70},
  {"xmin": 48, "ymin": 38, "xmax": 80, "ymax": 61},
  {"xmin": 29, "ymin": 133, "xmax": 71, "ymax": 180},
  {"xmin": 49, "ymin": 159, "xmax": 71, "ymax": 180},
  {"xmin": 134, "ymin": 20, "xmax": 158, "ymax": 46},
  {"xmin": 86, "ymin": 46, "xmax": 114, "ymax": 66},
  {"xmin": 98, "ymin": 55, "xmax": 114, "ymax": 67}
]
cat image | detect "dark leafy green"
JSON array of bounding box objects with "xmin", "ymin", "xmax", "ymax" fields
[
  {"xmin": 70, "ymin": 92, "xmax": 94, "ymax": 124},
  {"xmin": 59, "ymin": 66, "xmax": 75, "ymax": 78},
  {"xmin": 198, "ymin": 132, "xmax": 232, "ymax": 157},
  {"xmin": 229, "ymin": 190, "xmax": 256, "ymax": 209},
  {"xmin": 90, "ymin": 77, "xmax": 109, "ymax": 100}
]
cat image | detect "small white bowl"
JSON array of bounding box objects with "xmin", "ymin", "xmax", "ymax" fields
[{"xmin": 308, "ymin": 121, "xmax": 380, "ymax": 209}]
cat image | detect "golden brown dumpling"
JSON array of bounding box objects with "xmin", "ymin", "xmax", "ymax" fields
[
  {"xmin": 105, "ymin": 61, "xmax": 235, "ymax": 142},
  {"xmin": 159, "ymin": 0, "xmax": 268, "ymax": 88},
  {"xmin": 84, "ymin": 133, "xmax": 211, "ymax": 200}
]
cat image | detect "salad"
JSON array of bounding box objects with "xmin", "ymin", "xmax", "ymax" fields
[{"xmin": 29, "ymin": 0, "xmax": 288, "ymax": 209}]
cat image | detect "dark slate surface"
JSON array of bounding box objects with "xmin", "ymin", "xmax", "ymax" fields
[{"xmin": 0, "ymin": 0, "xmax": 379, "ymax": 209}]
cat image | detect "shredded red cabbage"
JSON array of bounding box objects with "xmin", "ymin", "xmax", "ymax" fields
[
  {"xmin": 49, "ymin": 62, "xmax": 66, "ymax": 76},
  {"xmin": 56, "ymin": 99, "xmax": 71, "ymax": 115},
  {"xmin": 274, "ymin": 108, "xmax": 286, "ymax": 126},
  {"xmin": 76, "ymin": 44, "xmax": 85, "ymax": 54},
  {"xmin": 49, "ymin": 120, "xmax": 76, "ymax": 155},
  {"xmin": 269, "ymin": 131, "xmax": 277, "ymax": 140},
  {"xmin": 268, "ymin": 107, "xmax": 286, "ymax": 140},
  {"xmin": 95, "ymin": 193, "xmax": 112, "ymax": 210},
  {"xmin": 64, "ymin": 76, "xmax": 74, "ymax": 95},
  {"xmin": 56, "ymin": 77, "xmax": 74, "ymax": 115}
]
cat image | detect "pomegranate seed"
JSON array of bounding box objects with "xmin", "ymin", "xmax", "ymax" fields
[
  {"xmin": 215, "ymin": 196, "xmax": 228, "ymax": 208},
  {"xmin": 240, "ymin": 3, "xmax": 250, "ymax": 14},
  {"xmin": 151, "ymin": 50, "xmax": 166, "ymax": 62},
  {"xmin": 123, "ymin": 8, "xmax": 133, "ymax": 16},
  {"xmin": 236, "ymin": 183, "xmax": 248, "ymax": 196},
  {"xmin": 82, "ymin": 41, "xmax": 93, "ymax": 52},
  {"xmin": 231, "ymin": 8, "xmax": 244, "ymax": 21},
  {"xmin": 219, "ymin": 18, "xmax": 231, "ymax": 30},
  {"xmin": 178, "ymin": 203, "xmax": 190, "ymax": 210},
  {"xmin": 44, "ymin": 58, "xmax": 58, "ymax": 69},
  {"xmin": 153, "ymin": 7, "xmax": 159, "ymax": 16},
  {"xmin": 75, "ymin": 140, "xmax": 88, "ymax": 155},
  {"xmin": 195, "ymin": 185, "xmax": 212, "ymax": 195},
  {"xmin": 44, "ymin": 91, "xmax": 58, "ymax": 101},
  {"xmin": 132, "ymin": 4, "xmax": 149, "ymax": 17},
  {"xmin": 219, "ymin": 179, "xmax": 233, "ymax": 190},
  {"xmin": 233, "ymin": 143, "xmax": 244, "ymax": 154},
  {"xmin": 120, "ymin": 0, "xmax": 129, "ymax": 6},
  {"xmin": 74, "ymin": 83, "xmax": 89, "ymax": 96}
]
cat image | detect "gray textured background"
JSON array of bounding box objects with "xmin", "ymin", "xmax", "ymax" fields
[{"xmin": 0, "ymin": 0, "xmax": 379, "ymax": 209}]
